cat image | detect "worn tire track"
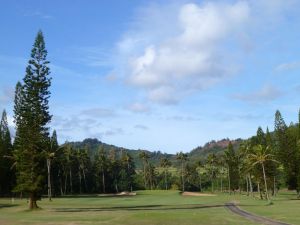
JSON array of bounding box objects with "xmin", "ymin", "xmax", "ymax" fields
[{"xmin": 225, "ymin": 202, "xmax": 291, "ymax": 225}]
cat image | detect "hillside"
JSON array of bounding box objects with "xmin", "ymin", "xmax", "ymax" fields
[
  {"xmin": 188, "ymin": 138, "xmax": 243, "ymax": 163},
  {"xmin": 65, "ymin": 138, "xmax": 243, "ymax": 169}
]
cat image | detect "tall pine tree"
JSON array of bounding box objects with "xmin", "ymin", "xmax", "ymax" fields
[
  {"xmin": 13, "ymin": 30, "xmax": 52, "ymax": 209},
  {"xmin": 0, "ymin": 110, "xmax": 13, "ymax": 196}
]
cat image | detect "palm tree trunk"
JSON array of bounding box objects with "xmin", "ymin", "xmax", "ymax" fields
[
  {"xmin": 199, "ymin": 174, "xmax": 202, "ymax": 192},
  {"xmin": 261, "ymin": 163, "xmax": 270, "ymax": 201},
  {"xmin": 228, "ymin": 166, "xmax": 231, "ymax": 195},
  {"xmin": 143, "ymin": 163, "xmax": 147, "ymax": 189},
  {"xmin": 246, "ymin": 176, "xmax": 249, "ymax": 196},
  {"xmin": 258, "ymin": 182, "xmax": 263, "ymax": 199},
  {"xmin": 64, "ymin": 173, "xmax": 67, "ymax": 195},
  {"xmin": 69, "ymin": 169, "xmax": 73, "ymax": 194},
  {"xmin": 47, "ymin": 158, "xmax": 52, "ymax": 201},
  {"xmin": 79, "ymin": 169, "xmax": 82, "ymax": 194},
  {"xmin": 248, "ymin": 174, "xmax": 253, "ymax": 197},
  {"xmin": 165, "ymin": 169, "xmax": 168, "ymax": 190},
  {"xmin": 221, "ymin": 176, "xmax": 223, "ymax": 193},
  {"xmin": 102, "ymin": 171, "xmax": 105, "ymax": 193},
  {"xmin": 181, "ymin": 162, "xmax": 185, "ymax": 192},
  {"xmin": 273, "ymin": 176, "xmax": 276, "ymax": 197},
  {"xmin": 58, "ymin": 169, "xmax": 63, "ymax": 196},
  {"xmin": 82, "ymin": 168, "xmax": 87, "ymax": 192}
]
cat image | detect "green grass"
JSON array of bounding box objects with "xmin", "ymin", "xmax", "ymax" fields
[
  {"xmin": 0, "ymin": 190, "xmax": 298, "ymax": 225},
  {"xmin": 238, "ymin": 191, "xmax": 300, "ymax": 224}
]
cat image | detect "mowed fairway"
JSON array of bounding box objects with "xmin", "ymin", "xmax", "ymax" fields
[{"xmin": 0, "ymin": 190, "xmax": 298, "ymax": 225}]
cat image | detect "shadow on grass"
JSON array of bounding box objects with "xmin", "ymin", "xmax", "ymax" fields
[
  {"xmin": 0, "ymin": 204, "xmax": 18, "ymax": 208},
  {"xmin": 54, "ymin": 204, "xmax": 225, "ymax": 212},
  {"xmin": 51, "ymin": 194, "xmax": 137, "ymax": 199}
]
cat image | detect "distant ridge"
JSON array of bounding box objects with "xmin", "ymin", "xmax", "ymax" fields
[{"xmin": 65, "ymin": 138, "xmax": 243, "ymax": 169}]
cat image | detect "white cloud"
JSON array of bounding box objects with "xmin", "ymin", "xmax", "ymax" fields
[
  {"xmin": 134, "ymin": 124, "xmax": 148, "ymax": 130},
  {"xmin": 127, "ymin": 102, "xmax": 150, "ymax": 113},
  {"xmin": 233, "ymin": 85, "xmax": 283, "ymax": 103},
  {"xmin": 0, "ymin": 86, "xmax": 15, "ymax": 105},
  {"xmin": 117, "ymin": 1, "xmax": 250, "ymax": 104},
  {"xmin": 81, "ymin": 107, "xmax": 116, "ymax": 118},
  {"xmin": 274, "ymin": 61, "xmax": 300, "ymax": 72}
]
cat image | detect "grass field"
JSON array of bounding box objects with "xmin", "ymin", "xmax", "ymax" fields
[{"xmin": 0, "ymin": 190, "xmax": 299, "ymax": 225}]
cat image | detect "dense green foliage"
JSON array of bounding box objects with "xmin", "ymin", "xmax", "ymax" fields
[
  {"xmin": 13, "ymin": 31, "xmax": 52, "ymax": 209},
  {"xmin": 0, "ymin": 110, "xmax": 13, "ymax": 196}
]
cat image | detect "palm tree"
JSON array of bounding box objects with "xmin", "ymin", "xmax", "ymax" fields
[
  {"xmin": 95, "ymin": 147, "xmax": 107, "ymax": 193},
  {"xmin": 160, "ymin": 157, "xmax": 171, "ymax": 190},
  {"xmin": 76, "ymin": 148, "xmax": 89, "ymax": 194},
  {"xmin": 248, "ymin": 144, "xmax": 277, "ymax": 202},
  {"xmin": 238, "ymin": 141, "xmax": 254, "ymax": 197},
  {"xmin": 64, "ymin": 145, "xmax": 74, "ymax": 194},
  {"xmin": 176, "ymin": 152, "xmax": 188, "ymax": 192},
  {"xmin": 206, "ymin": 153, "xmax": 217, "ymax": 193},
  {"xmin": 46, "ymin": 130, "xmax": 61, "ymax": 201},
  {"xmin": 196, "ymin": 161, "xmax": 203, "ymax": 192},
  {"xmin": 139, "ymin": 151, "xmax": 150, "ymax": 189}
]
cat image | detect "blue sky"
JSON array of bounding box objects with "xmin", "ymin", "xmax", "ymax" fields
[{"xmin": 1, "ymin": 0, "xmax": 300, "ymax": 153}]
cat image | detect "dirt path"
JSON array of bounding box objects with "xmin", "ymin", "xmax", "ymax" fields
[{"xmin": 225, "ymin": 202, "xmax": 291, "ymax": 225}]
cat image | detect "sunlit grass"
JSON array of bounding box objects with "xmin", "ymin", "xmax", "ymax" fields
[{"xmin": 0, "ymin": 190, "xmax": 298, "ymax": 225}]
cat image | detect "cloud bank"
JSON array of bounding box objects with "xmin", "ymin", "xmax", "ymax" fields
[{"xmin": 117, "ymin": 1, "xmax": 250, "ymax": 104}]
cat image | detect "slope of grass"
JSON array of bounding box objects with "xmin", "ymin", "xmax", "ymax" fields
[
  {"xmin": 0, "ymin": 190, "xmax": 258, "ymax": 225},
  {"xmin": 238, "ymin": 191, "xmax": 300, "ymax": 224}
]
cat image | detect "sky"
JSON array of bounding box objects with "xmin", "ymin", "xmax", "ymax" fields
[{"xmin": 1, "ymin": 0, "xmax": 300, "ymax": 153}]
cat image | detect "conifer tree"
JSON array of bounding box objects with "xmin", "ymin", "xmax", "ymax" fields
[
  {"xmin": 13, "ymin": 31, "xmax": 52, "ymax": 209},
  {"xmin": 0, "ymin": 110, "xmax": 13, "ymax": 196}
]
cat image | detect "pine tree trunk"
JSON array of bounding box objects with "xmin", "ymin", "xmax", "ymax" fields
[
  {"xmin": 29, "ymin": 192, "xmax": 38, "ymax": 209},
  {"xmin": 47, "ymin": 158, "xmax": 52, "ymax": 201}
]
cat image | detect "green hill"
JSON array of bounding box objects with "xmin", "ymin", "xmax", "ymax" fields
[{"xmin": 65, "ymin": 138, "xmax": 243, "ymax": 169}]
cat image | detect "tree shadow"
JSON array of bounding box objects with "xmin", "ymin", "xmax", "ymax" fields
[
  {"xmin": 54, "ymin": 204, "xmax": 225, "ymax": 212},
  {"xmin": 0, "ymin": 204, "xmax": 18, "ymax": 209},
  {"xmin": 53, "ymin": 194, "xmax": 135, "ymax": 199}
]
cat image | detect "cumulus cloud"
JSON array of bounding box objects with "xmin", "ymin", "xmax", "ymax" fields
[
  {"xmin": 274, "ymin": 61, "xmax": 300, "ymax": 72},
  {"xmin": 117, "ymin": 1, "xmax": 250, "ymax": 104},
  {"xmin": 81, "ymin": 107, "xmax": 116, "ymax": 117},
  {"xmin": 103, "ymin": 128, "xmax": 124, "ymax": 136},
  {"xmin": 233, "ymin": 85, "xmax": 283, "ymax": 103},
  {"xmin": 0, "ymin": 87, "xmax": 15, "ymax": 105},
  {"xmin": 127, "ymin": 102, "xmax": 150, "ymax": 113},
  {"xmin": 134, "ymin": 124, "xmax": 148, "ymax": 130}
]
